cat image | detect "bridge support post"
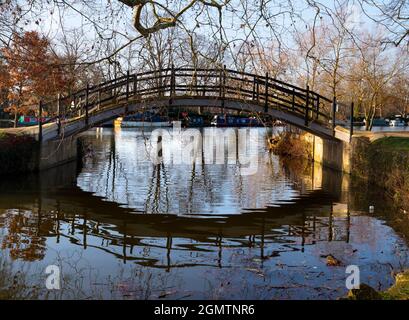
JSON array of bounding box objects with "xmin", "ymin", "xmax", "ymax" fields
[
  {"xmin": 38, "ymin": 100, "xmax": 43, "ymax": 143},
  {"xmin": 85, "ymin": 83, "xmax": 89, "ymax": 126},
  {"xmin": 222, "ymin": 65, "xmax": 226, "ymax": 98},
  {"xmin": 57, "ymin": 94, "xmax": 61, "ymax": 136},
  {"xmin": 72, "ymin": 94, "xmax": 77, "ymax": 117},
  {"xmin": 126, "ymin": 71, "xmax": 130, "ymax": 102},
  {"xmin": 97, "ymin": 88, "xmax": 101, "ymax": 111},
  {"xmin": 125, "ymin": 71, "xmax": 130, "ymax": 114},
  {"xmin": 332, "ymin": 97, "xmax": 337, "ymax": 134},
  {"xmin": 220, "ymin": 65, "xmax": 226, "ymax": 112},
  {"xmin": 264, "ymin": 72, "xmax": 269, "ymax": 113},
  {"xmin": 134, "ymin": 74, "xmax": 138, "ymax": 97},
  {"xmin": 256, "ymin": 77, "xmax": 259, "ymax": 102},
  {"xmin": 252, "ymin": 76, "xmax": 256, "ymax": 100},
  {"xmin": 171, "ymin": 64, "xmax": 176, "ymax": 96},
  {"xmin": 315, "ymin": 96, "xmax": 320, "ymax": 120},
  {"xmin": 304, "ymin": 85, "xmax": 310, "ymax": 126},
  {"xmin": 292, "ymin": 89, "xmax": 295, "ymax": 112},
  {"xmin": 219, "ymin": 68, "xmax": 223, "ymax": 97}
]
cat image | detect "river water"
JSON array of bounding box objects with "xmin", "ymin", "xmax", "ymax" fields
[{"xmin": 0, "ymin": 127, "xmax": 408, "ymax": 299}]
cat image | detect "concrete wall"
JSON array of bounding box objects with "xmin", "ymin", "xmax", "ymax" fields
[
  {"xmin": 303, "ymin": 132, "xmax": 352, "ymax": 174},
  {"xmin": 38, "ymin": 136, "xmax": 78, "ymax": 171},
  {"xmin": 312, "ymin": 136, "xmax": 351, "ymax": 174}
]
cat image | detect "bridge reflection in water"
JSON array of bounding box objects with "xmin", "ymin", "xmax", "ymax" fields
[{"xmin": 0, "ymin": 128, "xmax": 407, "ymax": 299}]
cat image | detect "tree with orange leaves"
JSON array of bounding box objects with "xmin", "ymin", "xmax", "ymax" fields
[
  {"xmin": 0, "ymin": 60, "xmax": 10, "ymax": 119},
  {"xmin": 2, "ymin": 31, "xmax": 67, "ymax": 127}
]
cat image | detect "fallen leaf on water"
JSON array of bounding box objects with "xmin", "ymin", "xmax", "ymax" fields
[{"xmin": 325, "ymin": 255, "xmax": 342, "ymax": 267}]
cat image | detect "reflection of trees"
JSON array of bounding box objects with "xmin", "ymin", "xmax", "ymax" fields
[
  {"xmin": 1, "ymin": 207, "xmax": 52, "ymax": 261},
  {"xmin": 145, "ymin": 163, "xmax": 170, "ymax": 214},
  {"xmin": 78, "ymin": 128, "xmax": 326, "ymax": 215},
  {"xmin": 0, "ymin": 158, "xmax": 354, "ymax": 270}
]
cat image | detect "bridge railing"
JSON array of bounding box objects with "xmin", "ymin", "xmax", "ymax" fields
[{"xmin": 38, "ymin": 67, "xmax": 335, "ymax": 138}]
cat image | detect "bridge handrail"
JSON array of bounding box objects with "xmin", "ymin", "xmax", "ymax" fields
[
  {"xmin": 43, "ymin": 67, "xmax": 329, "ymax": 105},
  {"xmin": 34, "ymin": 67, "xmax": 335, "ymax": 138}
]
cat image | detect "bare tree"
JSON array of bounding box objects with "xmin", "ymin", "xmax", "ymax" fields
[{"xmin": 346, "ymin": 33, "xmax": 407, "ymax": 130}]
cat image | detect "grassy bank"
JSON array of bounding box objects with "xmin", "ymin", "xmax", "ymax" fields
[
  {"xmin": 352, "ymin": 136, "xmax": 409, "ymax": 212},
  {"xmin": 372, "ymin": 136, "xmax": 409, "ymax": 151},
  {"xmin": 0, "ymin": 132, "xmax": 39, "ymax": 175},
  {"xmin": 345, "ymin": 271, "xmax": 409, "ymax": 300}
]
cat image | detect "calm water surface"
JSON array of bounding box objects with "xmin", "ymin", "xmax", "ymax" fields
[{"xmin": 0, "ymin": 127, "xmax": 408, "ymax": 299}]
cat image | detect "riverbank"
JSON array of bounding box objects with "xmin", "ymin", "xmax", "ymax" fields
[
  {"xmin": 272, "ymin": 131, "xmax": 409, "ymax": 300},
  {"xmin": 346, "ymin": 271, "xmax": 409, "ymax": 300},
  {"xmin": 272, "ymin": 131, "xmax": 409, "ymax": 212},
  {"xmin": 269, "ymin": 130, "xmax": 313, "ymax": 160},
  {"xmin": 0, "ymin": 132, "xmax": 39, "ymax": 175}
]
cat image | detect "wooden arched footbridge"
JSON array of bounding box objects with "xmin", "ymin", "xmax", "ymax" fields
[{"xmin": 12, "ymin": 67, "xmax": 341, "ymax": 142}]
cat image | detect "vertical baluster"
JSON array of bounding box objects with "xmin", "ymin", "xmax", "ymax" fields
[{"xmin": 304, "ymin": 85, "xmax": 310, "ymax": 126}]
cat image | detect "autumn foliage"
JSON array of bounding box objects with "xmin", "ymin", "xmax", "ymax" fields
[{"xmin": 1, "ymin": 31, "xmax": 67, "ymax": 126}]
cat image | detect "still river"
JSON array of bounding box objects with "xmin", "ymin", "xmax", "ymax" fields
[{"xmin": 0, "ymin": 127, "xmax": 408, "ymax": 299}]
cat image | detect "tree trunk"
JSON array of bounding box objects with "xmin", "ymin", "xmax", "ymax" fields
[{"xmin": 368, "ymin": 108, "xmax": 376, "ymax": 131}]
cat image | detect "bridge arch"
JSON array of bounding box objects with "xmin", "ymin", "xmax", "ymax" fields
[
  {"xmin": 7, "ymin": 68, "xmax": 352, "ymax": 174},
  {"xmin": 33, "ymin": 68, "xmax": 336, "ymax": 142}
]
